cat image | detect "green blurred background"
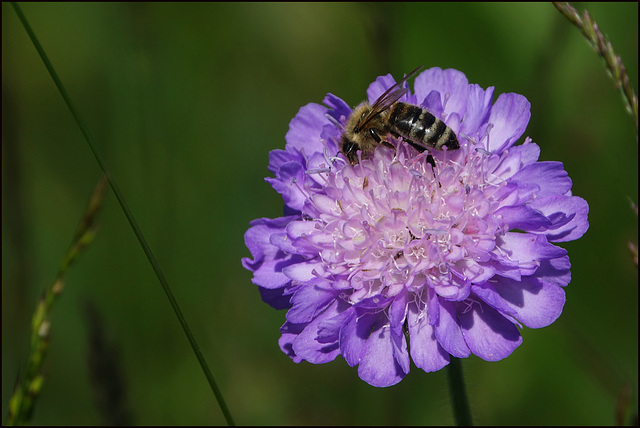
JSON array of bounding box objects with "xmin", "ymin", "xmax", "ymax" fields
[{"xmin": 2, "ymin": 2, "xmax": 637, "ymax": 425}]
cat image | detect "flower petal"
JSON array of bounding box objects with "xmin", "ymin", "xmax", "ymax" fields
[
  {"xmin": 242, "ymin": 217, "xmax": 301, "ymax": 290},
  {"xmin": 269, "ymin": 232, "xmax": 298, "ymax": 254},
  {"xmin": 251, "ymin": 256, "xmax": 299, "ymax": 289},
  {"xmin": 414, "ymin": 68, "xmax": 470, "ymax": 118},
  {"xmin": 323, "ymin": 93, "xmax": 352, "ymax": 125},
  {"xmin": 478, "ymin": 275, "xmax": 566, "ymax": 329},
  {"xmin": 243, "ymin": 216, "xmax": 293, "ymax": 264},
  {"xmin": 486, "ymin": 92, "xmax": 531, "ymax": 153},
  {"xmin": 287, "ymin": 279, "xmax": 339, "ymax": 324},
  {"xmin": 530, "ymin": 195, "xmax": 590, "ymax": 242},
  {"xmin": 367, "ymin": 73, "xmax": 398, "ymax": 104},
  {"xmin": 434, "ymin": 299, "xmax": 471, "ymax": 358},
  {"xmin": 510, "ymin": 161, "xmax": 572, "ymax": 198},
  {"xmin": 339, "ymin": 311, "xmax": 368, "ymax": 367},
  {"xmin": 496, "ymin": 232, "xmax": 567, "ymax": 276},
  {"xmin": 282, "ymin": 260, "xmax": 325, "ymax": 282},
  {"xmin": 535, "ymin": 255, "xmax": 571, "ymax": 288},
  {"xmin": 494, "ymin": 205, "xmax": 552, "ymax": 232},
  {"xmin": 459, "ymin": 299, "xmax": 523, "ymax": 361},
  {"xmin": 279, "ymin": 322, "xmax": 305, "ymax": 363},
  {"xmin": 358, "ymin": 325, "xmax": 408, "ymax": 387},
  {"xmin": 285, "ymin": 103, "xmax": 330, "ymax": 155},
  {"xmin": 291, "ymin": 299, "xmax": 343, "ymax": 364},
  {"xmin": 517, "ymin": 139, "xmax": 541, "ymax": 166},
  {"xmin": 258, "ymin": 286, "xmax": 293, "ymax": 310},
  {"xmin": 317, "ymin": 304, "xmax": 353, "ymax": 343},
  {"xmin": 266, "ymin": 150, "xmax": 308, "ymax": 212},
  {"xmin": 407, "ymin": 303, "xmax": 450, "ymax": 372},
  {"xmin": 389, "ymin": 289, "xmax": 409, "ymax": 337},
  {"xmin": 460, "ymin": 83, "xmax": 494, "ymax": 138}
]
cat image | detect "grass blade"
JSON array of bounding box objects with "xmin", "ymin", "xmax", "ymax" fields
[
  {"xmin": 553, "ymin": 2, "xmax": 638, "ymax": 137},
  {"xmin": 9, "ymin": 3, "xmax": 235, "ymax": 425},
  {"xmin": 6, "ymin": 175, "xmax": 108, "ymax": 425}
]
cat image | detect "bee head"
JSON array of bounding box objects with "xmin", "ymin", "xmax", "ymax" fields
[
  {"xmin": 353, "ymin": 108, "xmax": 370, "ymax": 133},
  {"xmin": 340, "ymin": 136, "xmax": 360, "ymax": 165}
]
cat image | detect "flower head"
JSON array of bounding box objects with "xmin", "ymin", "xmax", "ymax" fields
[{"xmin": 242, "ymin": 67, "xmax": 589, "ymax": 387}]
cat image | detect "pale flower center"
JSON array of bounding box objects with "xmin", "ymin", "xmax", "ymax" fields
[{"xmin": 307, "ymin": 141, "xmax": 506, "ymax": 304}]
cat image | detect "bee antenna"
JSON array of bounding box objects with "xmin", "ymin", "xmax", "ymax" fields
[{"xmin": 323, "ymin": 147, "xmax": 343, "ymax": 166}]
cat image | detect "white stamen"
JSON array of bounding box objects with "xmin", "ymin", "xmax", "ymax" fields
[
  {"xmin": 306, "ymin": 167, "xmax": 331, "ymax": 175},
  {"xmin": 325, "ymin": 113, "xmax": 343, "ymax": 130}
]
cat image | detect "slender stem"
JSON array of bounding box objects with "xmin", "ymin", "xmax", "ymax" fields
[
  {"xmin": 6, "ymin": 175, "xmax": 108, "ymax": 425},
  {"xmin": 552, "ymin": 2, "xmax": 638, "ymax": 137},
  {"xmin": 9, "ymin": 3, "xmax": 235, "ymax": 425},
  {"xmin": 447, "ymin": 357, "xmax": 473, "ymax": 426}
]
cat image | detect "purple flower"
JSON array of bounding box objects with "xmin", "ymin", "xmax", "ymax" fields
[{"xmin": 242, "ymin": 67, "xmax": 589, "ymax": 387}]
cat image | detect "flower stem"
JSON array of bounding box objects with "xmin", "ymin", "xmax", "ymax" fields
[
  {"xmin": 552, "ymin": 2, "xmax": 638, "ymax": 137},
  {"xmin": 447, "ymin": 357, "xmax": 473, "ymax": 426},
  {"xmin": 9, "ymin": 3, "xmax": 235, "ymax": 425}
]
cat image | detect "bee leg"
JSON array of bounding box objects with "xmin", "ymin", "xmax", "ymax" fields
[
  {"xmin": 406, "ymin": 139, "xmax": 427, "ymax": 154},
  {"xmin": 370, "ymin": 129, "xmax": 397, "ymax": 156},
  {"xmin": 381, "ymin": 140, "xmax": 395, "ymax": 150},
  {"xmin": 407, "ymin": 150, "xmax": 442, "ymax": 188},
  {"xmin": 381, "ymin": 140, "xmax": 398, "ymax": 159},
  {"xmin": 370, "ymin": 129, "xmax": 382, "ymax": 143},
  {"xmin": 426, "ymin": 154, "xmax": 436, "ymax": 169},
  {"xmin": 426, "ymin": 154, "xmax": 442, "ymax": 188}
]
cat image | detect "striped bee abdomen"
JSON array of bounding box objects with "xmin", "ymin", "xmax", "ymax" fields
[{"xmin": 388, "ymin": 102, "xmax": 459, "ymax": 151}]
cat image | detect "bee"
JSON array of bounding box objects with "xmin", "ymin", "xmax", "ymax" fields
[{"xmin": 340, "ymin": 66, "xmax": 460, "ymax": 164}]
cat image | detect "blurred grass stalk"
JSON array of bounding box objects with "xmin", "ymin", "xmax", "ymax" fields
[
  {"xmin": 552, "ymin": 2, "xmax": 638, "ymax": 137},
  {"xmin": 628, "ymin": 198, "xmax": 638, "ymax": 267},
  {"xmin": 553, "ymin": 2, "xmax": 639, "ymax": 274},
  {"xmin": 9, "ymin": 3, "xmax": 235, "ymax": 425},
  {"xmin": 553, "ymin": 5, "xmax": 638, "ymax": 424},
  {"xmin": 6, "ymin": 175, "xmax": 108, "ymax": 425}
]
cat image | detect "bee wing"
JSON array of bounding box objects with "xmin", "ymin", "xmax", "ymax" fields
[
  {"xmin": 362, "ymin": 66, "xmax": 424, "ymax": 125},
  {"xmin": 369, "ymin": 87, "xmax": 408, "ymax": 115}
]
